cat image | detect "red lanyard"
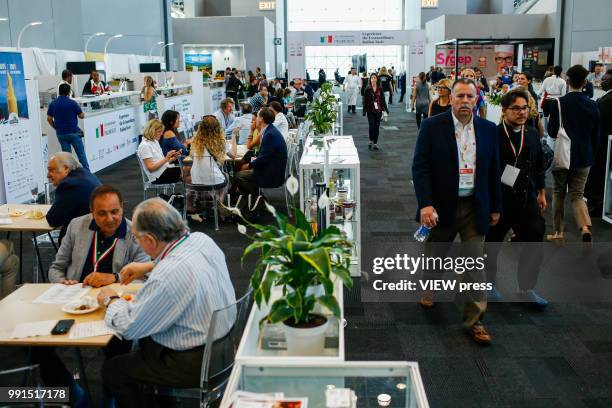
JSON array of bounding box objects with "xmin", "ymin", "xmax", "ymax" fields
[
  {"xmin": 502, "ymin": 121, "xmax": 525, "ymax": 166},
  {"xmin": 92, "ymin": 231, "xmax": 118, "ymax": 271},
  {"xmin": 160, "ymin": 234, "xmax": 189, "ymax": 260}
]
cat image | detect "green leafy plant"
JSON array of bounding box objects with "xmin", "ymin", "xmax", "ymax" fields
[
  {"xmin": 306, "ymin": 82, "xmax": 339, "ymax": 135},
  {"xmin": 241, "ymin": 204, "xmax": 353, "ymax": 327},
  {"xmin": 488, "ymin": 92, "xmax": 502, "ymax": 106}
]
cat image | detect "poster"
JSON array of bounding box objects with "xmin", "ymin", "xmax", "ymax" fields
[
  {"xmin": 184, "ymin": 52, "xmax": 213, "ymax": 76},
  {"xmin": 0, "ymin": 52, "xmax": 29, "ymax": 121},
  {"xmin": 435, "ymin": 44, "xmax": 515, "ymax": 81}
]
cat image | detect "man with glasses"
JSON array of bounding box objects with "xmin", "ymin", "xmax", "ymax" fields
[
  {"xmin": 412, "ymin": 78, "xmax": 501, "ymax": 344},
  {"xmin": 485, "ymin": 88, "xmax": 548, "ymax": 307}
]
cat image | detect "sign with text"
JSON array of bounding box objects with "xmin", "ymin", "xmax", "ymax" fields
[
  {"xmin": 259, "ymin": 0, "xmax": 276, "ymax": 10},
  {"xmin": 435, "ymin": 43, "xmax": 515, "ymax": 80}
]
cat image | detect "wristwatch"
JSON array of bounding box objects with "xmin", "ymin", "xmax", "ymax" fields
[{"xmin": 103, "ymin": 295, "xmax": 120, "ymax": 307}]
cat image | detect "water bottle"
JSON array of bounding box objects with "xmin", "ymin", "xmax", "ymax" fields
[{"xmin": 413, "ymin": 224, "xmax": 431, "ymax": 242}]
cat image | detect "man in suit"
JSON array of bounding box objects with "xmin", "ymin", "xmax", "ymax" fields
[
  {"xmin": 585, "ymin": 68, "xmax": 612, "ymax": 216},
  {"xmin": 234, "ymin": 107, "xmax": 288, "ymax": 198},
  {"xmin": 36, "ymin": 184, "xmax": 149, "ymax": 407},
  {"xmin": 46, "ymin": 152, "xmax": 101, "ymax": 243},
  {"xmin": 412, "ymin": 78, "xmax": 501, "ymax": 344}
]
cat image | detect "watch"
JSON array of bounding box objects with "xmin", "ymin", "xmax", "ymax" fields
[{"xmin": 103, "ymin": 295, "xmax": 120, "ymax": 307}]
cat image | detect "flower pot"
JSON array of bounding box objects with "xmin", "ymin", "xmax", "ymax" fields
[{"xmin": 283, "ymin": 314, "xmax": 329, "ymax": 356}]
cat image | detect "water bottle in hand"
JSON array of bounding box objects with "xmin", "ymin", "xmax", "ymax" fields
[{"xmin": 414, "ymin": 224, "xmax": 431, "ymax": 242}]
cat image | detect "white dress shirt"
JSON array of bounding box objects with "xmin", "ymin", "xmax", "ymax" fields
[
  {"xmin": 214, "ymin": 109, "xmax": 235, "ymax": 130},
  {"xmin": 273, "ymin": 112, "xmax": 290, "ymax": 141},
  {"xmin": 538, "ymin": 75, "xmax": 567, "ymax": 98},
  {"xmin": 105, "ymin": 232, "xmax": 236, "ymax": 350},
  {"xmin": 452, "ymin": 112, "xmax": 477, "ymax": 197},
  {"xmin": 225, "ymin": 113, "xmax": 253, "ymax": 144},
  {"xmin": 137, "ymin": 139, "xmax": 169, "ymax": 182}
]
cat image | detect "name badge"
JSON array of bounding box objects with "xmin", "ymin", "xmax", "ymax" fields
[
  {"xmin": 501, "ymin": 164, "xmax": 520, "ymax": 187},
  {"xmin": 374, "ymin": 102, "xmax": 379, "ymax": 110},
  {"xmin": 459, "ymin": 168, "xmax": 475, "ymax": 191}
]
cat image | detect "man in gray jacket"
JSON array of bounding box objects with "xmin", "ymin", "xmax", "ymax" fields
[{"xmin": 48, "ymin": 184, "xmax": 149, "ymax": 286}]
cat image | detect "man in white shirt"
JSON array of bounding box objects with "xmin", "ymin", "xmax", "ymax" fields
[
  {"xmin": 225, "ymin": 103, "xmax": 253, "ymax": 144},
  {"xmin": 587, "ymin": 63, "xmax": 605, "ymax": 86},
  {"xmin": 538, "ymin": 65, "xmax": 567, "ymax": 117},
  {"xmin": 344, "ymin": 67, "xmax": 361, "ymax": 114},
  {"xmin": 213, "ymin": 98, "xmax": 235, "ymax": 130},
  {"xmin": 269, "ymin": 101, "xmax": 289, "ymax": 141},
  {"xmin": 56, "ymin": 69, "xmax": 75, "ymax": 98}
]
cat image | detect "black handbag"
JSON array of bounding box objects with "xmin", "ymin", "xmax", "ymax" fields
[{"xmin": 540, "ymin": 139, "xmax": 554, "ymax": 173}]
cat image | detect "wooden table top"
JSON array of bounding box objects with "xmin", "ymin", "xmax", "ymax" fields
[
  {"xmin": 0, "ymin": 283, "xmax": 141, "ymax": 347},
  {"xmin": 0, "ymin": 204, "xmax": 53, "ymax": 232}
]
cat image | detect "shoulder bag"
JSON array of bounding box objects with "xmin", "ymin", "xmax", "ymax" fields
[{"xmin": 552, "ymin": 98, "xmax": 571, "ymax": 170}]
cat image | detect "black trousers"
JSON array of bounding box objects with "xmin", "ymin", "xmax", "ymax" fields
[
  {"xmin": 485, "ymin": 201, "xmax": 545, "ymax": 291},
  {"xmin": 366, "ymin": 112, "xmax": 382, "ymax": 144},
  {"xmin": 152, "ymin": 166, "xmax": 181, "ymax": 184},
  {"xmin": 415, "ymin": 111, "xmax": 428, "ymax": 129},
  {"xmin": 102, "ymin": 337, "xmax": 204, "ymax": 408},
  {"xmin": 399, "ymin": 88, "xmax": 406, "ymax": 102}
]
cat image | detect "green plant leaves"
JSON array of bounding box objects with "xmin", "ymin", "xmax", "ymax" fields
[
  {"xmin": 317, "ymin": 294, "xmax": 341, "ymax": 318},
  {"xmin": 299, "ymin": 248, "xmax": 331, "ymax": 279}
]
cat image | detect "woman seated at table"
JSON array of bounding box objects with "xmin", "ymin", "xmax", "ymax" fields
[
  {"xmin": 190, "ymin": 116, "xmax": 236, "ymax": 198},
  {"xmin": 246, "ymin": 113, "xmax": 262, "ymax": 151},
  {"xmin": 160, "ymin": 110, "xmax": 191, "ymax": 156},
  {"xmin": 138, "ymin": 119, "xmax": 182, "ymax": 184}
]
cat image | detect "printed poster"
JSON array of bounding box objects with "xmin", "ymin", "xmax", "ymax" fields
[
  {"xmin": 184, "ymin": 52, "xmax": 213, "ymax": 76},
  {"xmin": 0, "ymin": 51, "xmax": 29, "ymax": 120}
]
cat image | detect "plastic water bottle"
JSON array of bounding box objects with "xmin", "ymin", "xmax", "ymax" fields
[{"xmin": 413, "ymin": 224, "xmax": 431, "ymax": 242}]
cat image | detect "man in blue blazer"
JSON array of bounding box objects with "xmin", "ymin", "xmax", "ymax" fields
[
  {"xmin": 234, "ymin": 107, "xmax": 288, "ymax": 198},
  {"xmin": 412, "ymin": 78, "xmax": 502, "ymax": 344}
]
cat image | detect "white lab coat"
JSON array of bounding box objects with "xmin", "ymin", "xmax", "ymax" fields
[{"xmin": 344, "ymin": 74, "xmax": 361, "ymax": 106}]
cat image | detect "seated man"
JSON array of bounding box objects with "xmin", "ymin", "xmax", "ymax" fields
[
  {"xmin": 99, "ymin": 198, "xmax": 236, "ymax": 407},
  {"xmin": 225, "ymin": 103, "xmax": 253, "ymax": 145},
  {"xmin": 213, "ymin": 97, "xmax": 235, "ymax": 131},
  {"xmin": 48, "ymin": 184, "xmax": 149, "ymax": 286},
  {"xmin": 233, "ymin": 107, "xmax": 288, "ymax": 198},
  {"xmin": 46, "ymin": 152, "xmax": 101, "ymax": 242},
  {"xmin": 270, "ymin": 101, "xmax": 289, "ymax": 141}
]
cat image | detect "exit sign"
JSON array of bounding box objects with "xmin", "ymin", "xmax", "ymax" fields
[
  {"xmin": 421, "ymin": 0, "xmax": 438, "ymax": 8},
  {"xmin": 259, "ymin": 1, "xmax": 276, "ymax": 10}
]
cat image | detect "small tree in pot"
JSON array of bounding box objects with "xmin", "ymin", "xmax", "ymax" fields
[
  {"xmin": 241, "ymin": 201, "xmax": 353, "ymax": 355},
  {"xmin": 306, "ymin": 82, "xmax": 339, "ymax": 136}
]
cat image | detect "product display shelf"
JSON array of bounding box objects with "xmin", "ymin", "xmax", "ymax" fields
[
  {"xmin": 299, "ymin": 135, "xmax": 361, "ymax": 277},
  {"xmin": 602, "ymin": 135, "xmax": 612, "ymax": 224},
  {"xmin": 220, "ymin": 361, "xmax": 430, "ymax": 408},
  {"xmin": 234, "ymin": 276, "xmax": 344, "ymax": 363}
]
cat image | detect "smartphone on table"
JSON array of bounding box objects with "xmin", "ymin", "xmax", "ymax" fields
[{"xmin": 51, "ymin": 319, "xmax": 75, "ymax": 335}]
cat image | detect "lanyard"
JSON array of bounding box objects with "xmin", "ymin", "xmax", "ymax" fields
[
  {"xmin": 160, "ymin": 234, "xmax": 189, "ymax": 260},
  {"xmin": 502, "ymin": 121, "xmax": 525, "ymax": 166},
  {"xmin": 92, "ymin": 231, "xmax": 119, "ymax": 271}
]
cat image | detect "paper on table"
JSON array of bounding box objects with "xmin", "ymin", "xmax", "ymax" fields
[
  {"xmin": 32, "ymin": 284, "xmax": 90, "ymax": 305},
  {"xmin": 10, "ymin": 320, "xmax": 58, "ymax": 339},
  {"xmin": 69, "ymin": 321, "xmax": 116, "ymax": 339}
]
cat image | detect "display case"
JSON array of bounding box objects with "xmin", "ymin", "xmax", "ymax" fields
[
  {"xmin": 220, "ymin": 361, "xmax": 430, "ymax": 408},
  {"xmin": 602, "ymin": 135, "xmax": 612, "ymax": 224},
  {"xmin": 156, "ymin": 83, "xmax": 193, "ymax": 98},
  {"xmin": 299, "ymin": 135, "xmax": 361, "ymax": 276},
  {"xmin": 74, "ymin": 91, "xmax": 142, "ymax": 113}
]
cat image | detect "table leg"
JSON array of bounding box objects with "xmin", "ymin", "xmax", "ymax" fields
[
  {"xmin": 5, "ymin": 231, "xmax": 9, "ymax": 239},
  {"xmin": 32, "ymin": 233, "xmax": 47, "ymax": 283},
  {"xmin": 74, "ymin": 348, "xmax": 92, "ymax": 402},
  {"xmin": 48, "ymin": 232, "xmax": 58, "ymax": 252},
  {"xmin": 19, "ymin": 232, "xmax": 23, "ymax": 284}
]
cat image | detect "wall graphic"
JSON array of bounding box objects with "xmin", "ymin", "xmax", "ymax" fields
[
  {"xmin": 0, "ymin": 52, "xmax": 29, "ymax": 120},
  {"xmin": 435, "ymin": 44, "xmax": 515, "ymax": 81},
  {"xmin": 184, "ymin": 52, "xmax": 213, "ymax": 76}
]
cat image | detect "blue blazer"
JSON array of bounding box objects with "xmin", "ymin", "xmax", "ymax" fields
[
  {"xmin": 412, "ymin": 110, "xmax": 502, "ymax": 235},
  {"xmin": 249, "ymin": 124, "xmax": 288, "ymax": 188}
]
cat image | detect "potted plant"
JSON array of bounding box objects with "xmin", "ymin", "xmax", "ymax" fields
[
  {"xmin": 306, "ymin": 82, "xmax": 339, "ymax": 136},
  {"xmin": 240, "ymin": 199, "xmax": 353, "ymax": 356}
]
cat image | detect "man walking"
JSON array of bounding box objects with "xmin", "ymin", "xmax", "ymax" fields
[{"xmin": 412, "ymin": 78, "xmax": 501, "ymax": 344}]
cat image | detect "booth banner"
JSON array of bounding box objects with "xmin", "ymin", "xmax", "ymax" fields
[
  {"xmin": 435, "ymin": 44, "xmax": 515, "ymax": 80},
  {"xmin": 166, "ymin": 95, "xmax": 195, "ymax": 132},
  {"xmin": 0, "ymin": 51, "xmax": 36, "ymax": 204},
  {"xmin": 84, "ymin": 108, "xmax": 139, "ymax": 173},
  {"xmin": 184, "ymin": 52, "xmax": 213, "ymax": 76}
]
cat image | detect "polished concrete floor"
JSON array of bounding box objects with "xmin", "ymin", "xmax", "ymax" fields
[{"xmin": 2, "ymin": 94, "xmax": 612, "ymax": 407}]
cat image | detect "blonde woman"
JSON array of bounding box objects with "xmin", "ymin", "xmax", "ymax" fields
[
  {"xmin": 378, "ymin": 66, "xmax": 393, "ymax": 104},
  {"xmin": 142, "ymin": 76, "xmax": 158, "ymax": 120},
  {"xmin": 190, "ymin": 115, "xmax": 236, "ymax": 190},
  {"xmin": 137, "ymin": 119, "xmax": 181, "ymax": 184},
  {"xmin": 428, "ymin": 78, "xmax": 452, "ymax": 117}
]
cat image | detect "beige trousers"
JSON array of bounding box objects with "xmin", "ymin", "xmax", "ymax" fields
[{"xmin": 552, "ymin": 167, "xmax": 591, "ymax": 232}]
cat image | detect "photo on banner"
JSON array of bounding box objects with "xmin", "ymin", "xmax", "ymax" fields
[
  {"xmin": 435, "ymin": 43, "xmax": 515, "ymax": 81},
  {"xmin": 184, "ymin": 51, "xmax": 213, "ymax": 77},
  {"xmin": 0, "ymin": 52, "xmax": 29, "ymax": 121}
]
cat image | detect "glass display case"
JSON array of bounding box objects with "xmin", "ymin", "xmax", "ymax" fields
[
  {"xmin": 74, "ymin": 91, "xmax": 142, "ymax": 113},
  {"xmin": 603, "ymin": 135, "xmax": 612, "ymax": 224},
  {"xmin": 299, "ymin": 135, "xmax": 361, "ymax": 276},
  {"xmin": 156, "ymin": 84, "xmax": 193, "ymax": 98},
  {"xmin": 221, "ymin": 361, "xmax": 429, "ymax": 408}
]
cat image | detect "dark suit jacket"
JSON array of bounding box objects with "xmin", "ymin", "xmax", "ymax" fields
[
  {"xmin": 547, "ymin": 92, "xmax": 600, "ymax": 169},
  {"xmin": 599, "ymin": 91, "xmax": 612, "ymax": 142},
  {"xmin": 412, "ymin": 110, "xmax": 502, "ymax": 235},
  {"xmin": 46, "ymin": 168, "xmax": 102, "ymax": 241},
  {"xmin": 249, "ymin": 124, "xmax": 288, "ymax": 188},
  {"xmin": 362, "ymin": 87, "xmax": 389, "ymax": 116}
]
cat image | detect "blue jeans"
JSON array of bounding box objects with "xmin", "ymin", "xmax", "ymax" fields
[{"xmin": 57, "ymin": 132, "xmax": 90, "ymax": 170}]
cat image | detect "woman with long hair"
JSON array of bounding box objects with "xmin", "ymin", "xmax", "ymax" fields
[
  {"xmin": 142, "ymin": 75, "xmax": 158, "ymax": 120},
  {"xmin": 160, "ymin": 110, "xmax": 191, "ymax": 156},
  {"xmin": 428, "ymin": 78, "xmax": 452, "ymax": 117},
  {"xmin": 362, "ymin": 73, "xmax": 389, "ymax": 151},
  {"xmin": 411, "ymin": 72, "xmax": 430, "ymax": 129},
  {"xmin": 378, "ymin": 66, "xmax": 393, "ymax": 105}
]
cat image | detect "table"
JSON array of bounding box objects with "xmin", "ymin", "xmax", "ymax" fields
[
  {"xmin": 0, "ymin": 283, "xmax": 141, "ymax": 395},
  {"xmin": 0, "ymin": 204, "xmax": 56, "ymax": 283}
]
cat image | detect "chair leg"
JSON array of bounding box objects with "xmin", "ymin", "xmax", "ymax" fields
[
  {"xmin": 285, "ymin": 187, "xmax": 291, "ymax": 218},
  {"xmin": 212, "ymin": 192, "xmax": 220, "ymax": 231}
]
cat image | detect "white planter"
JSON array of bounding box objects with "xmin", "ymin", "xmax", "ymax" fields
[{"xmin": 283, "ymin": 315, "xmax": 329, "ymax": 356}]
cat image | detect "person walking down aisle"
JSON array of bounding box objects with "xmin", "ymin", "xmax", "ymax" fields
[
  {"xmin": 379, "ymin": 67, "xmax": 393, "ymax": 105},
  {"xmin": 399, "ymin": 71, "xmax": 407, "ymax": 103},
  {"xmin": 363, "ymin": 73, "xmax": 389, "ymax": 151},
  {"xmin": 411, "ymin": 72, "xmax": 431, "ymax": 129},
  {"xmin": 546, "ymin": 65, "xmax": 600, "ymax": 242},
  {"xmin": 428, "ymin": 78, "xmax": 452, "ymax": 117},
  {"xmin": 538, "ymin": 65, "xmax": 567, "ymax": 118},
  {"xmin": 412, "ymin": 78, "xmax": 501, "ymax": 344},
  {"xmin": 485, "ymin": 89, "xmax": 548, "ymax": 308},
  {"xmin": 344, "ymin": 67, "xmax": 361, "ymax": 113}
]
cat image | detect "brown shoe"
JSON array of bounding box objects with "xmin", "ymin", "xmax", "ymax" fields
[
  {"xmin": 470, "ymin": 323, "xmax": 492, "ymax": 344},
  {"xmin": 419, "ymin": 291, "xmax": 434, "ymax": 308}
]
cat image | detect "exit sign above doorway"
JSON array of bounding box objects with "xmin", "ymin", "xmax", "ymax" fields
[{"xmin": 259, "ymin": 1, "xmax": 276, "ymax": 10}]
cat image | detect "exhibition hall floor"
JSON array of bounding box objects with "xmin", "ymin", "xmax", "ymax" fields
[{"xmin": 3, "ymin": 99, "xmax": 612, "ymax": 407}]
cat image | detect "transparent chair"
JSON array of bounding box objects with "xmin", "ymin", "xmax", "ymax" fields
[
  {"xmin": 137, "ymin": 158, "xmax": 186, "ymax": 219},
  {"xmin": 151, "ymin": 288, "xmax": 253, "ymax": 408},
  {"xmin": 0, "ymin": 364, "xmax": 43, "ymax": 405},
  {"xmin": 259, "ymin": 139, "xmax": 296, "ymax": 217}
]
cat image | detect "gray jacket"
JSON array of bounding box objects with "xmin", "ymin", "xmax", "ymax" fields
[{"xmin": 48, "ymin": 214, "xmax": 149, "ymax": 283}]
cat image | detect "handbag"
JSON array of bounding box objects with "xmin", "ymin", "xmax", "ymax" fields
[
  {"xmin": 540, "ymin": 138, "xmax": 554, "ymax": 173},
  {"xmin": 552, "ymin": 98, "xmax": 571, "ymax": 170}
]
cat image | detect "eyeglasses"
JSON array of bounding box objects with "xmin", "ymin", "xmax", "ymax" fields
[
  {"xmin": 495, "ymin": 56, "xmax": 514, "ymax": 63},
  {"xmin": 507, "ymin": 106, "xmax": 529, "ymax": 112},
  {"xmin": 435, "ymin": 86, "xmax": 450, "ymax": 91}
]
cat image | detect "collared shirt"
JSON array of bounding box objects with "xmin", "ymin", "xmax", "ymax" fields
[
  {"xmin": 273, "ymin": 112, "xmax": 289, "ymax": 141},
  {"xmin": 137, "ymin": 139, "xmax": 169, "ymax": 182},
  {"xmin": 47, "ymin": 96, "xmax": 82, "ymax": 135},
  {"xmin": 248, "ymin": 93, "xmax": 266, "ymax": 112},
  {"xmin": 452, "ymin": 112, "xmax": 477, "ymax": 197},
  {"xmin": 538, "ymin": 75, "xmax": 567, "ymax": 98},
  {"xmin": 80, "ymin": 218, "xmax": 128, "ymax": 282},
  {"xmin": 56, "ymin": 80, "xmax": 75, "ymax": 98},
  {"xmin": 214, "ymin": 109, "xmax": 235, "ymax": 130},
  {"xmin": 105, "ymin": 232, "xmax": 236, "ymax": 350},
  {"xmin": 587, "ymin": 71, "xmax": 605, "ymax": 83}
]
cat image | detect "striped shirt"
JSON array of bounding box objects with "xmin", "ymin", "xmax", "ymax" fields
[
  {"xmin": 105, "ymin": 232, "xmax": 236, "ymax": 350},
  {"xmin": 249, "ymin": 93, "xmax": 266, "ymax": 112}
]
